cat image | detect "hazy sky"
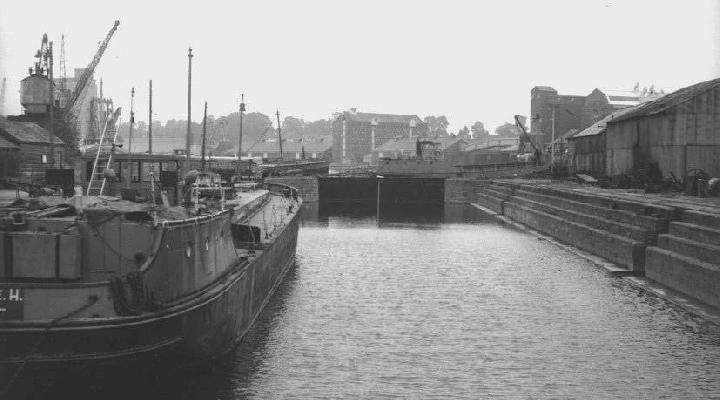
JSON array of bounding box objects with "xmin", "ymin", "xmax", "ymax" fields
[{"xmin": 1, "ymin": 0, "xmax": 719, "ymax": 132}]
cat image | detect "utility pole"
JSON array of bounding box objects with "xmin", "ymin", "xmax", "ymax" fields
[
  {"xmin": 148, "ymin": 80, "xmax": 153, "ymax": 154},
  {"xmin": 238, "ymin": 94, "xmax": 245, "ymax": 160},
  {"xmin": 128, "ymin": 87, "xmax": 135, "ymax": 154},
  {"xmin": 276, "ymin": 109, "xmax": 283, "ymax": 160},
  {"xmin": 185, "ymin": 47, "xmax": 193, "ymax": 167},
  {"xmin": 48, "ymin": 41, "xmax": 55, "ymax": 168},
  {"xmin": 201, "ymin": 101, "xmax": 207, "ymax": 171},
  {"xmin": 127, "ymin": 87, "xmax": 135, "ymax": 188}
]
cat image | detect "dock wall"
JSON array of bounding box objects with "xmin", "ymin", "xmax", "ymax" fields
[{"xmin": 447, "ymin": 179, "xmax": 720, "ymax": 311}]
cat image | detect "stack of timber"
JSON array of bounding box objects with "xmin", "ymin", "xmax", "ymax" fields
[{"xmin": 646, "ymin": 210, "xmax": 720, "ymax": 308}]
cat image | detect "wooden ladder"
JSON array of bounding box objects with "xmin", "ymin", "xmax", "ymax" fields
[{"xmin": 87, "ymin": 108, "xmax": 122, "ymax": 196}]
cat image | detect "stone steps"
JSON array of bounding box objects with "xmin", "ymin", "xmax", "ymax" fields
[
  {"xmin": 645, "ymin": 247, "xmax": 720, "ymax": 309},
  {"xmin": 668, "ymin": 222, "xmax": 720, "ymax": 246},
  {"xmin": 472, "ymin": 180, "xmax": 720, "ymax": 311},
  {"xmin": 475, "ymin": 192, "xmax": 505, "ymax": 214},
  {"xmin": 515, "ymin": 184, "xmax": 676, "ymax": 220},
  {"xmin": 513, "ymin": 189, "xmax": 666, "ymax": 233},
  {"xmin": 657, "ymin": 234, "xmax": 720, "ymax": 265},
  {"xmin": 503, "ymin": 201, "xmax": 645, "ymax": 271},
  {"xmin": 472, "ymin": 184, "xmax": 513, "ymax": 214},
  {"xmin": 680, "ymin": 209, "xmax": 720, "ymax": 229},
  {"xmin": 508, "ymin": 195, "xmax": 653, "ymax": 244}
]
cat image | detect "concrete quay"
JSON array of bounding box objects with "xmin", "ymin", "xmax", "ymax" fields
[{"xmin": 449, "ymin": 178, "xmax": 720, "ymax": 315}]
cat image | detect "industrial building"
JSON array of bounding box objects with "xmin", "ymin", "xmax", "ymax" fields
[
  {"xmin": 331, "ymin": 109, "xmax": 427, "ymax": 163},
  {"xmin": 605, "ymin": 78, "xmax": 720, "ymax": 179},
  {"xmin": 0, "ymin": 120, "xmax": 64, "ymax": 181},
  {"xmin": 530, "ymin": 86, "xmax": 584, "ymax": 146},
  {"xmin": 531, "ymin": 85, "xmax": 665, "ymax": 148},
  {"xmin": 566, "ymin": 106, "xmax": 639, "ymax": 175}
]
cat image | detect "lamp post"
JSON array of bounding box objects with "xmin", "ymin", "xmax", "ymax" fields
[{"xmin": 376, "ymin": 175, "xmax": 384, "ymax": 226}]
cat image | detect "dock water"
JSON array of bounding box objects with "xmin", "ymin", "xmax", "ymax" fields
[{"xmin": 449, "ymin": 178, "xmax": 720, "ymax": 314}]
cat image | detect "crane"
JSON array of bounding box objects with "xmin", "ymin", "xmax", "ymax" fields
[
  {"xmin": 64, "ymin": 20, "xmax": 120, "ymax": 120},
  {"xmin": 514, "ymin": 114, "xmax": 541, "ymax": 162},
  {"xmin": 59, "ymin": 35, "xmax": 67, "ymax": 92}
]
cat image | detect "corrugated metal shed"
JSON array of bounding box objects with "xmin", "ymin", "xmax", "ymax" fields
[
  {"xmin": 0, "ymin": 120, "xmax": 63, "ymax": 145},
  {"xmin": 571, "ymin": 105, "xmax": 642, "ymax": 139},
  {"xmin": 612, "ymin": 78, "xmax": 720, "ymax": 123}
]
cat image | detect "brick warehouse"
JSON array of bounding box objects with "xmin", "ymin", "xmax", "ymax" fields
[
  {"xmin": 331, "ymin": 109, "xmax": 427, "ymax": 163},
  {"xmin": 530, "ymin": 86, "xmax": 584, "ymax": 146}
]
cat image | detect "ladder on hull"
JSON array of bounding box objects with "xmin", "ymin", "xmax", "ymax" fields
[{"xmin": 87, "ymin": 108, "xmax": 122, "ymax": 196}]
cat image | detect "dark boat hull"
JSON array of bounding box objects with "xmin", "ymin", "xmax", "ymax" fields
[{"xmin": 0, "ymin": 208, "xmax": 300, "ymax": 397}]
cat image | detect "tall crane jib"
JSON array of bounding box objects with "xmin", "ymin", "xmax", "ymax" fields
[{"xmin": 64, "ymin": 20, "xmax": 120, "ymax": 120}]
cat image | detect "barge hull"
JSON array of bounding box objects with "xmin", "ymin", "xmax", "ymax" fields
[{"xmin": 0, "ymin": 207, "xmax": 300, "ymax": 397}]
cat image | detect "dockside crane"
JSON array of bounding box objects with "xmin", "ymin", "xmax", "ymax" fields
[
  {"xmin": 514, "ymin": 114, "xmax": 541, "ymax": 163},
  {"xmin": 63, "ymin": 20, "xmax": 120, "ymax": 132},
  {"xmin": 59, "ymin": 35, "xmax": 67, "ymax": 93}
]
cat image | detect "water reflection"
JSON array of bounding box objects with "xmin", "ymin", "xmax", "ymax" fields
[
  {"xmin": 27, "ymin": 202, "xmax": 720, "ymax": 399},
  {"xmin": 302, "ymin": 201, "xmax": 496, "ymax": 227}
]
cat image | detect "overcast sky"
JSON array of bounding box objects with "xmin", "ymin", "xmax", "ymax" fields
[{"xmin": 1, "ymin": 0, "xmax": 719, "ymax": 132}]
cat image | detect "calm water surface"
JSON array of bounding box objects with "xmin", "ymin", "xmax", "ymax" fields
[{"xmin": 80, "ymin": 204, "xmax": 720, "ymax": 398}]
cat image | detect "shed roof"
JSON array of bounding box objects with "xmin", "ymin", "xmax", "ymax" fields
[
  {"xmin": 338, "ymin": 111, "xmax": 424, "ymax": 126},
  {"xmin": 246, "ymin": 137, "xmax": 332, "ymax": 153},
  {"xmin": 570, "ymin": 105, "xmax": 642, "ymax": 139},
  {"xmin": 0, "ymin": 120, "xmax": 64, "ymax": 145},
  {"xmin": 0, "ymin": 135, "xmax": 19, "ymax": 149},
  {"xmin": 611, "ymin": 78, "xmax": 720, "ymax": 123}
]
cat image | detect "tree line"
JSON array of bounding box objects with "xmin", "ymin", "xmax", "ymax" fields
[{"xmin": 115, "ymin": 111, "xmax": 524, "ymax": 154}]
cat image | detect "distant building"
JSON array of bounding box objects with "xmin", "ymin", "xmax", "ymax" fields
[
  {"xmin": 582, "ymin": 87, "xmax": 664, "ymax": 128},
  {"xmin": 366, "ymin": 136, "xmax": 466, "ymax": 166},
  {"xmin": 530, "ymin": 86, "xmax": 584, "ymax": 146},
  {"xmin": 245, "ymin": 136, "xmax": 332, "ymax": 161},
  {"xmin": 531, "ymin": 85, "xmax": 666, "ymax": 147},
  {"xmin": 53, "ymin": 68, "xmax": 99, "ymax": 145},
  {"xmin": 0, "ymin": 120, "xmax": 64, "ymax": 181},
  {"xmin": 331, "ymin": 109, "xmax": 427, "ymax": 164}
]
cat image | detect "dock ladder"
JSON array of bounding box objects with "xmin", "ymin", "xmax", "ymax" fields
[{"xmin": 87, "ymin": 108, "xmax": 122, "ymax": 196}]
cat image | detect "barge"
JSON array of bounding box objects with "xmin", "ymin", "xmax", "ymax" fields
[{"xmin": 0, "ymin": 178, "xmax": 301, "ymax": 396}]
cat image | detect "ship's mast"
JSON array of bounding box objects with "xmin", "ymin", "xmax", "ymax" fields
[
  {"xmin": 238, "ymin": 93, "xmax": 245, "ymax": 159},
  {"xmin": 127, "ymin": 87, "xmax": 134, "ymax": 188},
  {"xmin": 276, "ymin": 109, "xmax": 283, "ymax": 160},
  {"xmin": 185, "ymin": 47, "xmax": 193, "ymax": 167},
  {"xmin": 128, "ymin": 87, "xmax": 134, "ymax": 154},
  {"xmin": 48, "ymin": 41, "xmax": 55, "ymax": 167},
  {"xmin": 148, "ymin": 80, "xmax": 153, "ymax": 154},
  {"xmin": 201, "ymin": 101, "xmax": 208, "ymax": 172}
]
